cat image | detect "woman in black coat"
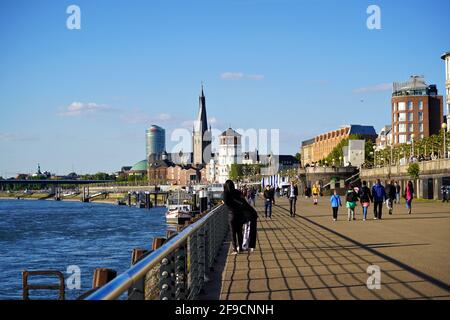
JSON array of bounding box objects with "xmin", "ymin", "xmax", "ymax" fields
[{"xmin": 223, "ymin": 180, "xmax": 258, "ymax": 254}]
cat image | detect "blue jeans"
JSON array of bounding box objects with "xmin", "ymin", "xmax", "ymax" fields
[
  {"xmin": 265, "ymin": 200, "xmax": 272, "ymax": 218},
  {"xmin": 362, "ymin": 206, "xmax": 368, "ymax": 220}
]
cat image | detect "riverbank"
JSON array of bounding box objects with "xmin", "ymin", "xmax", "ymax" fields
[{"xmin": 0, "ymin": 194, "xmax": 119, "ymax": 205}]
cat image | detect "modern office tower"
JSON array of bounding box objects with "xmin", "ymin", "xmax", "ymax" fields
[{"xmin": 146, "ymin": 125, "xmax": 166, "ymax": 161}]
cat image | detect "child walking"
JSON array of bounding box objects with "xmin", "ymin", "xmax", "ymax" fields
[
  {"xmin": 330, "ymin": 190, "xmax": 342, "ymax": 221},
  {"xmin": 345, "ymin": 184, "xmax": 359, "ymax": 221}
]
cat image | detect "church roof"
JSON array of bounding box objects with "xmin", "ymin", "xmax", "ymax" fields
[
  {"xmin": 130, "ymin": 160, "xmax": 148, "ymax": 172},
  {"xmin": 220, "ymin": 128, "xmax": 241, "ymax": 137},
  {"xmin": 194, "ymin": 84, "xmax": 208, "ymax": 134}
]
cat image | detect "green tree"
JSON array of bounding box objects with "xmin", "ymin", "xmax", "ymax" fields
[
  {"xmin": 407, "ymin": 163, "xmax": 420, "ymax": 180},
  {"xmin": 229, "ymin": 164, "xmax": 242, "ymax": 181}
]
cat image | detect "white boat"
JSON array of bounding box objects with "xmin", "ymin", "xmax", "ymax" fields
[{"xmin": 166, "ymin": 204, "xmax": 192, "ymax": 225}]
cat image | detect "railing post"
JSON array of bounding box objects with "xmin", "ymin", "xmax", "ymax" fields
[
  {"xmin": 128, "ymin": 248, "xmax": 149, "ymax": 300},
  {"xmin": 197, "ymin": 225, "xmax": 206, "ymax": 293},
  {"xmin": 187, "ymin": 230, "xmax": 198, "ymax": 299},
  {"xmin": 207, "ymin": 219, "xmax": 215, "ymax": 271}
]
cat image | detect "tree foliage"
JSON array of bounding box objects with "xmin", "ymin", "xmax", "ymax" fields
[
  {"xmin": 407, "ymin": 163, "xmax": 420, "ymax": 180},
  {"xmin": 229, "ymin": 164, "xmax": 261, "ymax": 181}
]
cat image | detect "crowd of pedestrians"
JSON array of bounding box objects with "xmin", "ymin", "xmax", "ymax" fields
[
  {"xmin": 330, "ymin": 179, "xmax": 416, "ymax": 221},
  {"xmin": 222, "ymin": 176, "xmax": 435, "ymax": 255}
]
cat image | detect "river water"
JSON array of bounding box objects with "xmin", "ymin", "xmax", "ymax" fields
[{"xmin": 0, "ymin": 199, "xmax": 168, "ymax": 300}]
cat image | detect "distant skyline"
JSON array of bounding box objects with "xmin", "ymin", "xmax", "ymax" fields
[{"xmin": 1, "ymin": 0, "xmax": 449, "ymax": 176}]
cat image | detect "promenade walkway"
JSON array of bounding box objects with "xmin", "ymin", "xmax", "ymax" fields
[{"xmin": 202, "ymin": 197, "xmax": 450, "ymax": 300}]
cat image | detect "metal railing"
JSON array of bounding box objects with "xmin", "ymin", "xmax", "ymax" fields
[{"xmin": 84, "ymin": 204, "xmax": 229, "ymax": 300}]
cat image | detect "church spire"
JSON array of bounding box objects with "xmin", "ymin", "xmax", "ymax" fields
[
  {"xmin": 193, "ymin": 83, "xmax": 211, "ymax": 165},
  {"xmin": 196, "ymin": 83, "xmax": 208, "ymax": 134}
]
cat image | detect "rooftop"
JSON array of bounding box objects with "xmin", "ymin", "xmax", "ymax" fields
[
  {"xmin": 130, "ymin": 160, "xmax": 148, "ymax": 172},
  {"xmin": 441, "ymin": 52, "xmax": 450, "ymax": 60},
  {"xmin": 220, "ymin": 128, "xmax": 241, "ymax": 137},
  {"xmin": 348, "ymin": 124, "xmax": 377, "ymax": 136}
]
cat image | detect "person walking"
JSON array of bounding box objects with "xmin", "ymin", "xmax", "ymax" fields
[
  {"xmin": 223, "ymin": 180, "xmax": 245, "ymax": 255},
  {"xmin": 395, "ymin": 181, "xmax": 401, "ymax": 204},
  {"xmin": 372, "ymin": 179, "xmax": 386, "ymax": 220},
  {"xmin": 241, "ymin": 199, "xmax": 258, "ymax": 253},
  {"xmin": 345, "ymin": 184, "xmax": 359, "ymax": 221},
  {"xmin": 386, "ymin": 180, "xmax": 396, "ymax": 215},
  {"xmin": 405, "ymin": 180, "xmax": 414, "ymax": 214},
  {"xmin": 288, "ymin": 181, "xmax": 299, "ymax": 217},
  {"xmin": 441, "ymin": 185, "xmax": 448, "ymax": 203},
  {"xmin": 263, "ymin": 185, "xmax": 273, "ymax": 219},
  {"xmin": 359, "ymin": 181, "xmax": 373, "ymax": 221},
  {"xmin": 270, "ymin": 186, "xmax": 276, "ymax": 205},
  {"xmin": 312, "ymin": 183, "xmax": 320, "ymax": 205},
  {"xmin": 249, "ymin": 187, "xmax": 256, "ymax": 207},
  {"xmin": 330, "ymin": 190, "xmax": 342, "ymax": 221}
]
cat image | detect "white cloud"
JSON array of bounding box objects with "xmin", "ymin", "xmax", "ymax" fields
[
  {"xmin": 0, "ymin": 132, "xmax": 38, "ymax": 142},
  {"xmin": 353, "ymin": 83, "xmax": 392, "ymax": 93},
  {"xmin": 220, "ymin": 72, "xmax": 265, "ymax": 81},
  {"xmin": 120, "ymin": 110, "xmax": 175, "ymax": 125},
  {"xmin": 58, "ymin": 102, "xmax": 112, "ymax": 117}
]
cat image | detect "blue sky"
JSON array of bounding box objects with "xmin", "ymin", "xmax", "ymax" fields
[{"xmin": 0, "ymin": 0, "xmax": 449, "ymax": 176}]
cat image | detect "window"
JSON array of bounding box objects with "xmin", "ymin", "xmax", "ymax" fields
[
  {"xmin": 408, "ymin": 113, "xmax": 414, "ymax": 122},
  {"xmin": 394, "ymin": 135, "xmax": 398, "ymax": 144},
  {"xmin": 398, "ymin": 102, "xmax": 406, "ymax": 111},
  {"xmin": 418, "ymin": 100, "xmax": 423, "ymax": 110},
  {"xmin": 408, "ymin": 101, "xmax": 413, "ymax": 110},
  {"xmin": 408, "ymin": 124, "xmax": 414, "ymax": 133},
  {"xmin": 399, "ymin": 134, "xmax": 406, "ymax": 144},
  {"xmin": 393, "ymin": 103, "xmax": 397, "ymax": 112},
  {"xmin": 418, "ymin": 112, "xmax": 423, "ymax": 122},
  {"xmin": 419, "ymin": 123, "xmax": 424, "ymax": 132},
  {"xmin": 398, "ymin": 112, "xmax": 406, "ymax": 122},
  {"xmin": 399, "ymin": 124, "xmax": 406, "ymax": 133}
]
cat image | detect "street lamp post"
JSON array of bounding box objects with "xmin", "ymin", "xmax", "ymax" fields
[
  {"xmin": 443, "ymin": 123, "xmax": 448, "ymax": 159},
  {"xmin": 373, "ymin": 146, "xmax": 377, "ymax": 167}
]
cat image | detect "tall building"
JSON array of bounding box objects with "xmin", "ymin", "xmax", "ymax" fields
[
  {"xmin": 442, "ymin": 52, "xmax": 450, "ymax": 130},
  {"xmin": 376, "ymin": 125, "xmax": 392, "ymax": 149},
  {"xmin": 391, "ymin": 76, "xmax": 443, "ymax": 145},
  {"xmin": 192, "ymin": 85, "xmax": 211, "ymax": 166},
  {"xmin": 207, "ymin": 128, "xmax": 242, "ymax": 184},
  {"xmin": 300, "ymin": 125, "xmax": 377, "ymax": 166},
  {"xmin": 146, "ymin": 125, "xmax": 166, "ymax": 161}
]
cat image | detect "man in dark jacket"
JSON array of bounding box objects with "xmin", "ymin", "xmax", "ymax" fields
[
  {"xmin": 263, "ymin": 185, "xmax": 273, "ymax": 219},
  {"xmin": 287, "ymin": 181, "xmax": 299, "ymax": 217},
  {"xmin": 394, "ymin": 181, "xmax": 401, "ymax": 204},
  {"xmin": 385, "ymin": 180, "xmax": 396, "ymax": 215},
  {"xmin": 372, "ymin": 179, "xmax": 386, "ymax": 220}
]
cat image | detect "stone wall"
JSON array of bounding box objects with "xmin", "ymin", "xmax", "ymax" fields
[{"xmin": 360, "ymin": 159, "xmax": 450, "ymax": 200}]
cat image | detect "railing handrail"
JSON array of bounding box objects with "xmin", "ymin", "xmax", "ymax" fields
[{"xmin": 84, "ymin": 204, "xmax": 225, "ymax": 300}]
